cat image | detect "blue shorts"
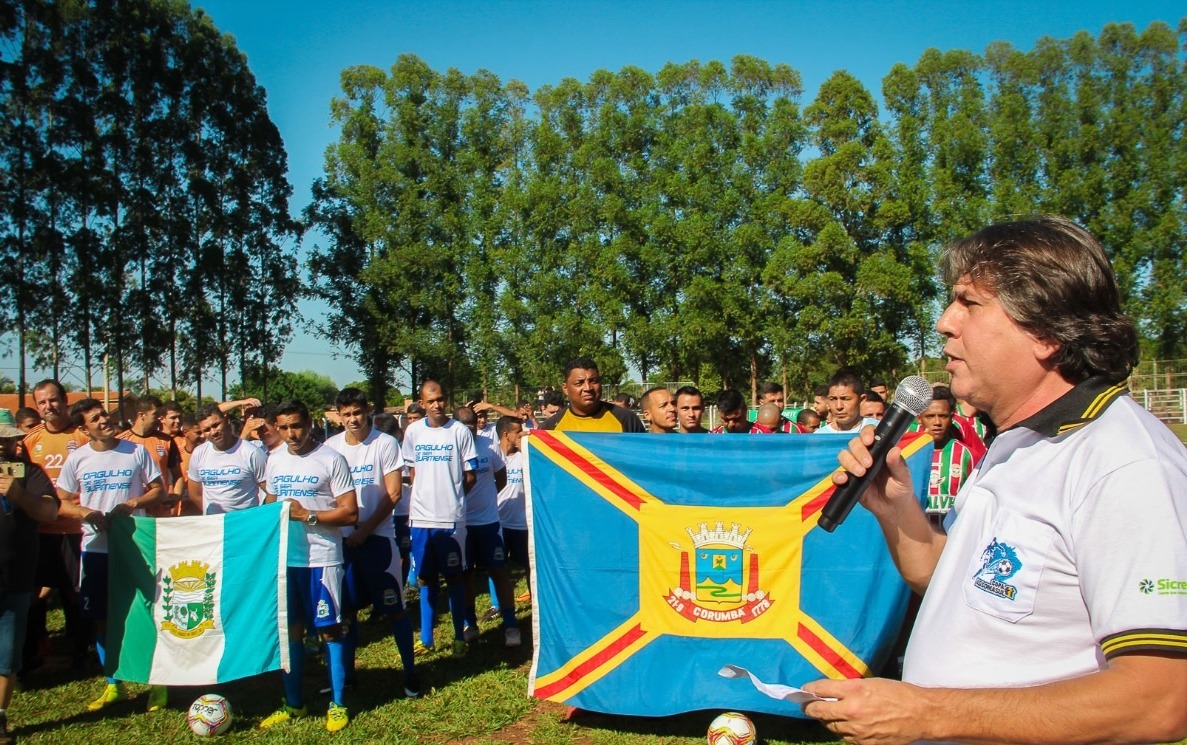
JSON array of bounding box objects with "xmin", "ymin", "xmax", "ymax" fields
[
  {"xmin": 465, "ymin": 522, "xmax": 506, "ymax": 570},
  {"xmin": 502, "ymin": 528, "xmax": 529, "ymax": 567},
  {"xmin": 0, "ymin": 590, "xmax": 32, "ymax": 675},
  {"xmin": 287, "ymin": 565, "xmax": 344, "ymax": 629},
  {"xmin": 80, "ymin": 552, "xmax": 108, "ymax": 621},
  {"xmin": 410, "ymin": 526, "xmax": 467, "ymax": 581},
  {"xmin": 344, "ymin": 535, "xmax": 405, "ymax": 616}
]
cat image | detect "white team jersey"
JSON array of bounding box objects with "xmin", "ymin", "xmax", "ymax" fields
[
  {"xmin": 188, "ymin": 438, "xmax": 267, "ymax": 514},
  {"xmin": 816, "ymin": 417, "xmax": 880, "ymax": 434},
  {"xmin": 401, "ymin": 418, "xmax": 478, "ymax": 529},
  {"xmin": 496, "ymin": 450, "xmax": 526, "ymax": 530},
  {"xmin": 57, "ymin": 440, "xmax": 160, "ymax": 553},
  {"xmin": 265, "ymin": 443, "xmax": 355, "ymax": 567},
  {"xmin": 465, "ymin": 436, "xmax": 506, "ymax": 526},
  {"xmin": 326, "ymin": 428, "xmax": 402, "ymax": 538},
  {"xmin": 478, "ymin": 423, "xmax": 498, "ymax": 441}
]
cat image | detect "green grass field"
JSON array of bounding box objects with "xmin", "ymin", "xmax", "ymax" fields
[
  {"xmin": 1168, "ymin": 422, "xmax": 1187, "ymax": 445},
  {"xmin": 12, "ymin": 573, "xmax": 838, "ymax": 744}
]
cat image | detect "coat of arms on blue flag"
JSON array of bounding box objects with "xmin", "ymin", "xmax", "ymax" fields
[{"xmin": 525, "ymin": 431, "xmax": 933, "ymax": 717}]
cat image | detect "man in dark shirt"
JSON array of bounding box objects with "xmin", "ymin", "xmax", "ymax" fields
[{"xmin": 0, "ymin": 410, "xmax": 59, "ymax": 743}]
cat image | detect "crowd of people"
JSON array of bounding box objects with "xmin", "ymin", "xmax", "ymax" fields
[{"xmin": 1, "ymin": 215, "xmax": 1184, "ymax": 743}]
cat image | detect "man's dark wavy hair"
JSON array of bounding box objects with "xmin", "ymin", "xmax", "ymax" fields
[{"xmin": 940, "ymin": 215, "xmax": 1138, "ymax": 383}]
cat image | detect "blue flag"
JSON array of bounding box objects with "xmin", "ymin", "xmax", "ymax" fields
[{"xmin": 526, "ymin": 431, "xmax": 932, "ymax": 717}]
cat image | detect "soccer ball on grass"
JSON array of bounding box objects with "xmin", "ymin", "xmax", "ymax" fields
[
  {"xmin": 187, "ymin": 693, "xmax": 233, "ymax": 736},
  {"xmin": 707, "ymin": 711, "xmax": 756, "ymax": 744}
]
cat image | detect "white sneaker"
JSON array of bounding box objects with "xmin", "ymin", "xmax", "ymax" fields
[{"xmin": 504, "ymin": 627, "xmax": 522, "ymax": 648}]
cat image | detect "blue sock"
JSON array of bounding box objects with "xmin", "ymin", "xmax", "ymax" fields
[
  {"xmin": 282, "ymin": 641, "xmax": 304, "ymax": 708},
  {"xmin": 419, "ymin": 588, "xmax": 435, "ymax": 647},
  {"xmin": 325, "ymin": 638, "xmax": 347, "ymax": 706},
  {"xmin": 343, "ymin": 619, "xmax": 358, "ymax": 681},
  {"xmin": 447, "ymin": 581, "xmax": 467, "ymax": 640},
  {"xmin": 95, "ymin": 633, "xmax": 115, "ymax": 684},
  {"xmin": 390, "ymin": 616, "xmax": 416, "ymax": 673},
  {"xmin": 488, "ymin": 576, "xmax": 501, "ymax": 612}
]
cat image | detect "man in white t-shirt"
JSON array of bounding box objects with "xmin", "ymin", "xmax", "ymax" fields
[
  {"xmin": 260, "ymin": 401, "xmax": 358, "ymax": 734},
  {"xmin": 803, "ymin": 217, "xmax": 1187, "ymax": 744},
  {"xmin": 325, "ymin": 389, "xmax": 419, "ymax": 698},
  {"xmin": 186, "ymin": 403, "xmax": 267, "ymax": 515},
  {"xmin": 55, "ymin": 398, "xmax": 163, "ymax": 713},
  {"xmin": 453, "ymin": 407, "xmax": 520, "ymax": 648},
  {"xmin": 494, "ymin": 417, "xmax": 530, "ymax": 605},
  {"xmin": 816, "ymin": 371, "xmax": 879, "ymax": 434},
  {"xmin": 400, "ymin": 381, "xmax": 477, "ymax": 658}
]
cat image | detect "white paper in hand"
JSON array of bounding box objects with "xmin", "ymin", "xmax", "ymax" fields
[{"xmin": 718, "ymin": 664, "xmax": 837, "ymax": 704}]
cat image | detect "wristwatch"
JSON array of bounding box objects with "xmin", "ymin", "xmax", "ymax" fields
[{"xmin": 305, "ymin": 511, "xmax": 319, "ymax": 526}]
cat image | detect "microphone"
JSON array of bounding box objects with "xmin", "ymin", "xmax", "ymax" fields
[{"xmin": 817, "ymin": 376, "xmax": 934, "ymax": 533}]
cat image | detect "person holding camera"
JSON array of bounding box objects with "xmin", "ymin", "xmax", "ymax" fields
[{"xmin": 0, "ymin": 410, "xmax": 59, "ymax": 744}]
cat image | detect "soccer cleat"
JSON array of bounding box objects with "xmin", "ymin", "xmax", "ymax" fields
[
  {"xmin": 463, "ymin": 625, "xmax": 479, "ymax": 643},
  {"xmin": 481, "ymin": 606, "xmax": 501, "ymax": 623},
  {"xmin": 451, "ymin": 639, "xmax": 467, "ymax": 658},
  {"xmin": 146, "ymin": 684, "xmax": 168, "ymax": 712},
  {"xmin": 259, "ymin": 701, "xmax": 307, "ymax": 728},
  {"xmin": 325, "ymin": 702, "xmax": 349, "ymax": 732},
  {"xmin": 402, "ymin": 672, "xmax": 422, "ymax": 699},
  {"xmin": 413, "ymin": 639, "xmax": 434, "ymax": 656},
  {"xmin": 505, "ymin": 627, "xmax": 522, "ymax": 648},
  {"xmin": 86, "ymin": 682, "xmax": 126, "ymax": 711}
]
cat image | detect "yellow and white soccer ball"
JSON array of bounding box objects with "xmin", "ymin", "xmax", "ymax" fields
[
  {"xmin": 707, "ymin": 711, "xmax": 756, "ymax": 744},
  {"xmin": 187, "ymin": 693, "xmax": 233, "ymax": 736}
]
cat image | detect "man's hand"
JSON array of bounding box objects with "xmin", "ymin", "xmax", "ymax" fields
[
  {"xmin": 834, "ymin": 425, "xmax": 917, "ymax": 521},
  {"xmin": 285, "ymin": 500, "xmax": 310, "ymax": 521},
  {"xmin": 83, "ymin": 510, "xmax": 108, "ymax": 531},
  {"xmin": 802, "ymin": 677, "xmax": 929, "ymax": 745},
  {"xmin": 0, "ymin": 473, "xmax": 15, "ymax": 499},
  {"xmin": 344, "ymin": 530, "xmax": 367, "ymax": 549}
]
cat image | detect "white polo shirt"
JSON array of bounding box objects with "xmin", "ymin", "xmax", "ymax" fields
[{"xmin": 904, "ymin": 379, "xmax": 1187, "ymax": 691}]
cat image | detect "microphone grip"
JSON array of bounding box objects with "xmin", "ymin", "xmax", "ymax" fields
[{"xmin": 818, "ymin": 406, "xmax": 917, "ymax": 533}]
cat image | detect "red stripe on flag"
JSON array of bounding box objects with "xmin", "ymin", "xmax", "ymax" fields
[
  {"xmin": 534, "ymin": 623, "xmax": 649, "ymax": 700},
  {"xmin": 532, "ymin": 431, "xmax": 645, "ymax": 511},
  {"xmin": 797, "ymin": 622, "xmax": 862, "ymax": 679},
  {"xmin": 802, "ymin": 486, "xmax": 834, "ymax": 521}
]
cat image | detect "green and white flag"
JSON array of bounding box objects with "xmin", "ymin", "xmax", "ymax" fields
[{"xmin": 107, "ymin": 502, "xmax": 291, "ymax": 685}]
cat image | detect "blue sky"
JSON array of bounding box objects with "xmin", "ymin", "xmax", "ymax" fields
[{"xmin": 10, "ymin": 2, "xmax": 1178, "ymax": 394}]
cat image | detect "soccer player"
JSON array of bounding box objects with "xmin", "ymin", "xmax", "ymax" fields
[
  {"xmin": 816, "ymin": 371, "xmax": 877, "ymax": 434},
  {"xmin": 23, "ymin": 379, "xmax": 92, "ymax": 672},
  {"xmin": 324, "ymin": 389, "xmax": 420, "ymax": 698},
  {"xmin": 674, "ymin": 386, "xmax": 709, "ymax": 434},
  {"xmin": 452, "ymin": 407, "xmax": 520, "ymax": 647},
  {"xmin": 917, "ymin": 385, "xmax": 977, "ymax": 529},
  {"xmin": 401, "ymin": 381, "xmax": 477, "ymax": 657},
  {"xmin": 757, "ymin": 382, "xmax": 801, "ymax": 432},
  {"xmin": 117, "ymin": 396, "xmax": 182, "ymax": 516},
  {"xmin": 261, "ymin": 401, "xmax": 358, "ymax": 733},
  {"xmin": 493, "ymin": 417, "xmax": 531, "ymax": 604},
  {"xmin": 186, "ymin": 403, "xmax": 267, "ymax": 514},
  {"xmin": 640, "ymin": 387, "xmax": 678, "ymax": 434},
  {"xmin": 796, "ymin": 408, "xmax": 822, "ymax": 433},
  {"xmin": 859, "ymin": 391, "xmax": 887, "ymax": 421},
  {"xmin": 709, "ymin": 390, "xmax": 750, "ymax": 434},
  {"xmin": 54, "ymin": 399, "xmax": 163, "ymax": 712}
]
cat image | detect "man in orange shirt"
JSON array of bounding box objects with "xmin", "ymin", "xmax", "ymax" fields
[
  {"xmin": 117, "ymin": 396, "xmax": 181, "ymax": 517},
  {"xmin": 23, "ymin": 379, "xmax": 91, "ymax": 671}
]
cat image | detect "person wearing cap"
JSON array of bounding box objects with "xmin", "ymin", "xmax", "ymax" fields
[{"xmin": 0, "ymin": 409, "xmax": 60, "ymax": 744}]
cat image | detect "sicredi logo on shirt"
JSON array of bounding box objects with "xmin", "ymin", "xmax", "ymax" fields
[
  {"xmin": 1140, "ymin": 578, "xmax": 1187, "ymax": 595},
  {"xmin": 274, "ymin": 473, "xmax": 321, "ymax": 497},
  {"xmin": 82, "ymin": 469, "xmax": 133, "ymax": 493},
  {"xmin": 415, "ymin": 444, "xmax": 454, "ymax": 463}
]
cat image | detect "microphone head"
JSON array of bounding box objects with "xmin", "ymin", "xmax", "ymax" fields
[{"xmin": 893, "ymin": 376, "xmax": 934, "ymax": 417}]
